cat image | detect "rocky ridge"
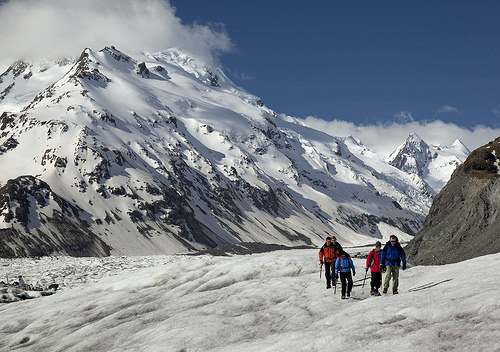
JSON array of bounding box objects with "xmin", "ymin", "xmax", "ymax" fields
[{"xmin": 405, "ymin": 137, "xmax": 500, "ymax": 264}]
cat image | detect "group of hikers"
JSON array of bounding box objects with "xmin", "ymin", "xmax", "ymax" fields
[{"xmin": 318, "ymin": 235, "xmax": 406, "ymax": 299}]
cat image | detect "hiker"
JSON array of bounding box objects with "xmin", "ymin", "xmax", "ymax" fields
[
  {"xmin": 366, "ymin": 241, "xmax": 383, "ymax": 296},
  {"xmin": 334, "ymin": 251, "xmax": 355, "ymax": 299},
  {"xmin": 380, "ymin": 235, "xmax": 407, "ymax": 294},
  {"xmin": 319, "ymin": 236, "xmax": 343, "ymax": 289}
]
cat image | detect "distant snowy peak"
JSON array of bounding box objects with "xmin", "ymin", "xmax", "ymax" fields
[
  {"xmin": 341, "ymin": 135, "xmax": 365, "ymax": 149},
  {"xmin": 388, "ymin": 133, "xmax": 470, "ymax": 192},
  {"xmin": 388, "ymin": 133, "xmax": 433, "ymax": 176},
  {"xmin": 450, "ymin": 139, "xmax": 471, "ymax": 154},
  {"xmin": 0, "ymin": 58, "xmax": 75, "ymax": 113},
  {"xmin": 150, "ymin": 48, "xmax": 230, "ymax": 89}
]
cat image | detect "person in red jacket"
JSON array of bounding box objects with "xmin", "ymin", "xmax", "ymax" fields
[
  {"xmin": 365, "ymin": 241, "xmax": 383, "ymax": 296},
  {"xmin": 319, "ymin": 236, "xmax": 342, "ymax": 289}
]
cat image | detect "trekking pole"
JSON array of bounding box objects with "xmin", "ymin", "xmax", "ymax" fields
[
  {"xmin": 319, "ymin": 263, "xmax": 323, "ymax": 279},
  {"xmin": 362, "ymin": 268, "xmax": 368, "ymax": 288}
]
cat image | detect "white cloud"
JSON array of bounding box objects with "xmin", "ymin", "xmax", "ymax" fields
[
  {"xmin": 0, "ymin": 0, "xmax": 233, "ymax": 71},
  {"xmin": 226, "ymin": 68, "xmax": 253, "ymax": 81},
  {"xmin": 301, "ymin": 116, "xmax": 500, "ymax": 158},
  {"xmin": 437, "ymin": 105, "xmax": 461, "ymax": 114},
  {"xmin": 394, "ymin": 110, "xmax": 415, "ymax": 123},
  {"xmin": 492, "ymin": 109, "xmax": 500, "ymax": 116}
]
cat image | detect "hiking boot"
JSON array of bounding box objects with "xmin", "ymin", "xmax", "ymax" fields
[
  {"xmin": 370, "ymin": 289, "xmax": 376, "ymax": 295},
  {"xmin": 347, "ymin": 292, "xmax": 350, "ymax": 298},
  {"xmin": 341, "ymin": 296, "xmax": 346, "ymax": 299},
  {"xmin": 326, "ymin": 284, "xmax": 331, "ymax": 289},
  {"xmin": 376, "ymin": 291, "xmax": 381, "ymax": 296},
  {"xmin": 383, "ymin": 288, "xmax": 388, "ymax": 294},
  {"xmin": 393, "ymin": 290, "xmax": 398, "ymax": 294}
]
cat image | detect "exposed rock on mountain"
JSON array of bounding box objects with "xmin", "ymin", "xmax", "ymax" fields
[
  {"xmin": 405, "ymin": 137, "xmax": 500, "ymax": 265},
  {"xmin": 0, "ymin": 176, "xmax": 111, "ymax": 257}
]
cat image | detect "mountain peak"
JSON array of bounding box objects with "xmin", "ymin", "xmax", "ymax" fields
[
  {"xmin": 451, "ymin": 139, "xmax": 471, "ymax": 153},
  {"xmin": 387, "ymin": 134, "xmax": 470, "ymax": 193},
  {"xmin": 404, "ymin": 132, "xmax": 428, "ymax": 150},
  {"xmin": 99, "ymin": 46, "xmax": 133, "ymax": 63},
  {"xmin": 407, "ymin": 132, "xmax": 423, "ymax": 142},
  {"xmin": 387, "ymin": 133, "xmax": 433, "ymax": 176},
  {"xmin": 150, "ymin": 48, "xmax": 233, "ymax": 89}
]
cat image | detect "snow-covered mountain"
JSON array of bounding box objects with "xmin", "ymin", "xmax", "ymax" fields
[
  {"xmin": 0, "ymin": 58, "xmax": 74, "ymax": 111},
  {"xmin": 388, "ymin": 133, "xmax": 470, "ymax": 193},
  {"xmin": 0, "ymin": 46, "xmax": 432, "ymax": 256}
]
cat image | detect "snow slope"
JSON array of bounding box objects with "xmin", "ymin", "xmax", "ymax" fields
[
  {"xmin": 425, "ymin": 139, "xmax": 471, "ymax": 191},
  {"xmin": 0, "ymin": 249, "xmax": 499, "ymax": 351}
]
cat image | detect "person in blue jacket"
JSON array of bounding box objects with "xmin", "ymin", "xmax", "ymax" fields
[
  {"xmin": 334, "ymin": 251, "xmax": 355, "ymax": 299},
  {"xmin": 380, "ymin": 235, "xmax": 406, "ymax": 294}
]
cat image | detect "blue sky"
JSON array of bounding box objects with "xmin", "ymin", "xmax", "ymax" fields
[{"xmin": 171, "ymin": 0, "xmax": 500, "ymax": 129}]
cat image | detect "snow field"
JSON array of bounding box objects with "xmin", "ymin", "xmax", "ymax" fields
[{"xmin": 0, "ymin": 250, "xmax": 499, "ymax": 351}]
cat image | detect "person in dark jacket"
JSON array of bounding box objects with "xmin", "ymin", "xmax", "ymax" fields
[
  {"xmin": 319, "ymin": 236, "xmax": 343, "ymax": 289},
  {"xmin": 334, "ymin": 251, "xmax": 355, "ymax": 299},
  {"xmin": 366, "ymin": 241, "xmax": 383, "ymax": 296},
  {"xmin": 380, "ymin": 235, "xmax": 406, "ymax": 294}
]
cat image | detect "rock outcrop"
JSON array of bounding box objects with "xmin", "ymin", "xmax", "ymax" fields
[{"xmin": 405, "ymin": 137, "xmax": 500, "ymax": 264}]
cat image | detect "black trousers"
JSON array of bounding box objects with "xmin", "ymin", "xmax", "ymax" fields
[
  {"xmin": 324, "ymin": 262, "xmax": 334, "ymax": 285},
  {"xmin": 371, "ymin": 272, "xmax": 382, "ymax": 291},
  {"xmin": 339, "ymin": 271, "xmax": 353, "ymax": 296}
]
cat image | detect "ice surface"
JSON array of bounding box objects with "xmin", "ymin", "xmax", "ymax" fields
[{"xmin": 0, "ymin": 249, "xmax": 498, "ymax": 351}]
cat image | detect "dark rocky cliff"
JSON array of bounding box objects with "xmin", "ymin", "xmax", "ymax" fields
[
  {"xmin": 0, "ymin": 176, "xmax": 111, "ymax": 257},
  {"xmin": 405, "ymin": 137, "xmax": 500, "ymax": 265}
]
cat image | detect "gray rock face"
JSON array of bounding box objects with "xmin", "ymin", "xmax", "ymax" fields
[
  {"xmin": 0, "ymin": 176, "xmax": 111, "ymax": 257},
  {"xmin": 405, "ymin": 137, "xmax": 500, "ymax": 265}
]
